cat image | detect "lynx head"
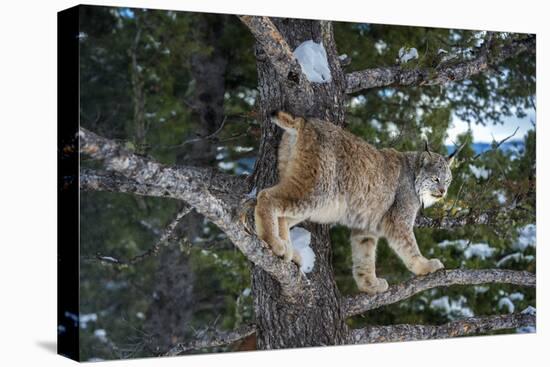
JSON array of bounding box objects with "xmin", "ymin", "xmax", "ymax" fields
[{"xmin": 414, "ymin": 142, "xmax": 464, "ymax": 208}]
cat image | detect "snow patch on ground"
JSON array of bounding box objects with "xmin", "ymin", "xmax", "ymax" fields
[
  {"xmin": 293, "ymin": 40, "xmax": 332, "ymax": 83},
  {"xmin": 464, "ymin": 243, "xmax": 496, "ymax": 260},
  {"xmin": 469, "ymin": 164, "xmax": 490, "ymax": 179},
  {"xmin": 350, "ymin": 95, "xmax": 366, "ymax": 107},
  {"xmin": 234, "ymin": 146, "xmax": 254, "ymax": 153},
  {"xmin": 496, "ymin": 252, "xmax": 535, "ymax": 267},
  {"xmin": 99, "ymin": 256, "xmax": 118, "ymax": 263},
  {"xmin": 517, "ymin": 326, "xmax": 536, "ymax": 334},
  {"xmin": 493, "ymin": 190, "xmax": 507, "ymax": 204},
  {"xmin": 386, "ymin": 122, "xmax": 399, "ymax": 138},
  {"xmin": 218, "ymin": 161, "xmax": 235, "ymax": 170},
  {"xmin": 509, "ymin": 292, "xmax": 525, "ymax": 301},
  {"xmin": 438, "ymin": 240, "xmax": 495, "ymax": 260},
  {"xmin": 79, "ymin": 313, "xmax": 98, "ymax": 329},
  {"xmin": 514, "ymin": 224, "xmax": 536, "ymax": 250},
  {"xmin": 474, "ymin": 286, "xmax": 489, "ymax": 294},
  {"xmin": 498, "ymin": 297, "xmax": 515, "ymax": 313},
  {"xmin": 521, "ymin": 306, "xmax": 536, "ymax": 315},
  {"xmin": 370, "ymin": 119, "xmax": 382, "ymax": 130},
  {"xmin": 516, "ymin": 307, "xmax": 536, "ymax": 332},
  {"xmin": 290, "ymin": 227, "xmax": 315, "ymax": 273},
  {"xmin": 430, "ymin": 295, "xmax": 474, "ymax": 319},
  {"xmin": 438, "ymin": 239, "xmax": 469, "ymax": 250},
  {"xmin": 375, "ymin": 40, "xmax": 388, "ymax": 54},
  {"xmin": 94, "ymin": 329, "xmax": 108, "ymax": 342},
  {"xmin": 398, "ymin": 47, "xmax": 419, "ymax": 63}
]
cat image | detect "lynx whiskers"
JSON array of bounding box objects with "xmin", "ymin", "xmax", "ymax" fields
[{"xmin": 254, "ymin": 111, "xmax": 463, "ymax": 294}]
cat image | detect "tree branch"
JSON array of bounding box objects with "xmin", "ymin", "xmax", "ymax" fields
[
  {"xmin": 82, "ymin": 205, "xmax": 192, "ymax": 266},
  {"xmin": 238, "ymin": 16, "xmax": 309, "ymax": 87},
  {"xmin": 415, "ymin": 211, "xmax": 494, "ymax": 229},
  {"xmin": 79, "ymin": 128, "xmax": 309, "ymax": 299},
  {"xmin": 346, "ymin": 35, "xmax": 535, "ymax": 93},
  {"xmin": 165, "ymin": 325, "xmax": 256, "ymax": 356},
  {"xmin": 348, "ymin": 313, "xmax": 535, "ymax": 344},
  {"xmin": 80, "ymin": 168, "xmax": 176, "ymax": 198},
  {"xmin": 343, "ymin": 269, "xmax": 535, "ymax": 317},
  {"xmin": 472, "ymin": 126, "xmax": 520, "ymax": 160}
]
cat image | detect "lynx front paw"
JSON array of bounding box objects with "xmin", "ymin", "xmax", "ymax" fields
[
  {"xmin": 265, "ymin": 237, "xmax": 294, "ymax": 262},
  {"xmin": 412, "ymin": 258, "xmax": 444, "ymax": 276},
  {"xmin": 355, "ymin": 277, "xmax": 389, "ymax": 295},
  {"xmin": 292, "ymin": 250, "xmax": 302, "ymax": 267},
  {"xmin": 282, "ymin": 240, "xmax": 294, "ymax": 262}
]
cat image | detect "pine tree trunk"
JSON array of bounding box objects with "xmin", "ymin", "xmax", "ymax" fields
[{"xmin": 251, "ymin": 18, "xmax": 349, "ymax": 349}]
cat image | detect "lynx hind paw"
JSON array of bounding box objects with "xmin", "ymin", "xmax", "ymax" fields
[{"xmin": 356, "ymin": 277, "xmax": 389, "ymax": 295}]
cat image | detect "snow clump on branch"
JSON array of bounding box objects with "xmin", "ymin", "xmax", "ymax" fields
[
  {"xmin": 290, "ymin": 227, "xmax": 316, "ymax": 273},
  {"xmin": 398, "ymin": 47, "xmax": 419, "ymax": 63},
  {"xmin": 293, "ymin": 40, "xmax": 332, "ymax": 84}
]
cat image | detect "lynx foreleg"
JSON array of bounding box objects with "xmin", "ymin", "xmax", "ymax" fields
[
  {"xmin": 278, "ymin": 217, "xmax": 304, "ymax": 265},
  {"xmin": 385, "ymin": 226, "xmax": 443, "ymax": 276},
  {"xmin": 350, "ymin": 230, "xmax": 388, "ymax": 294},
  {"xmin": 254, "ymin": 188, "xmax": 295, "ymax": 262}
]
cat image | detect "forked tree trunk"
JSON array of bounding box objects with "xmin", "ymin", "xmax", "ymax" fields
[{"xmin": 251, "ymin": 18, "xmax": 349, "ymax": 349}]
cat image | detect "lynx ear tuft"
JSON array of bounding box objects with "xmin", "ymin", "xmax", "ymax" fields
[{"xmin": 424, "ymin": 140, "xmax": 432, "ymax": 158}]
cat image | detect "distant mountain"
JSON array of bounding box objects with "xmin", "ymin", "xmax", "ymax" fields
[{"xmin": 446, "ymin": 140, "xmax": 525, "ymax": 155}]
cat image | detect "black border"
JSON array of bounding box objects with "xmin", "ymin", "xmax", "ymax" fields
[{"xmin": 57, "ymin": 5, "xmax": 80, "ymax": 361}]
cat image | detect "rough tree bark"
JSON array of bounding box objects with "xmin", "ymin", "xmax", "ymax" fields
[{"xmin": 248, "ymin": 17, "xmax": 350, "ymax": 349}]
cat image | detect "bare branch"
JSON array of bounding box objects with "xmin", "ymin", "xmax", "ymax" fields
[
  {"xmin": 346, "ymin": 35, "xmax": 535, "ymax": 93},
  {"xmin": 160, "ymin": 116, "xmax": 229, "ymax": 150},
  {"xmin": 415, "ymin": 211, "xmax": 494, "ymax": 229},
  {"xmin": 238, "ymin": 16, "xmax": 308, "ymax": 87},
  {"xmin": 343, "ymin": 269, "xmax": 535, "ymax": 317},
  {"xmin": 80, "ymin": 168, "xmax": 175, "ymax": 198},
  {"xmin": 415, "ymin": 195, "xmax": 523, "ymax": 230},
  {"xmin": 472, "ymin": 126, "xmax": 520, "ymax": 160},
  {"xmin": 349, "ymin": 313, "xmax": 535, "ymax": 344},
  {"xmin": 82, "ymin": 205, "xmax": 192, "ymax": 266},
  {"xmin": 165, "ymin": 325, "xmax": 256, "ymax": 356},
  {"xmin": 79, "ymin": 128, "xmax": 308, "ymax": 299}
]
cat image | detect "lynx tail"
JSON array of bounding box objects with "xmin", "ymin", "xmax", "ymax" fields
[{"xmin": 270, "ymin": 111, "xmax": 304, "ymax": 132}]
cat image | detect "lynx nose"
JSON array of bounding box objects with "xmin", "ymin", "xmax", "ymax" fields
[{"xmin": 437, "ymin": 187, "xmax": 446, "ymax": 196}]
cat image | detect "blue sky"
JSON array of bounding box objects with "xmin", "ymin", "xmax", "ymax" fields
[{"xmin": 446, "ymin": 108, "xmax": 535, "ymax": 144}]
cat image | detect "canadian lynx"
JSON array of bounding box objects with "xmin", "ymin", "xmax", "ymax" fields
[{"xmin": 254, "ymin": 111, "xmax": 462, "ymax": 294}]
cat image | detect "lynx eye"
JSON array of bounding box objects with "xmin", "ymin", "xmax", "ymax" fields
[{"xmin": 432, "ymin": 176, "xmax": 440, "ymax": 183}]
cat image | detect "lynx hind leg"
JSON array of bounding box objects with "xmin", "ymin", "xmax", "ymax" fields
[{"xmin": 350, "ymin": 230, "xmax": 388, "ymax": 294}]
